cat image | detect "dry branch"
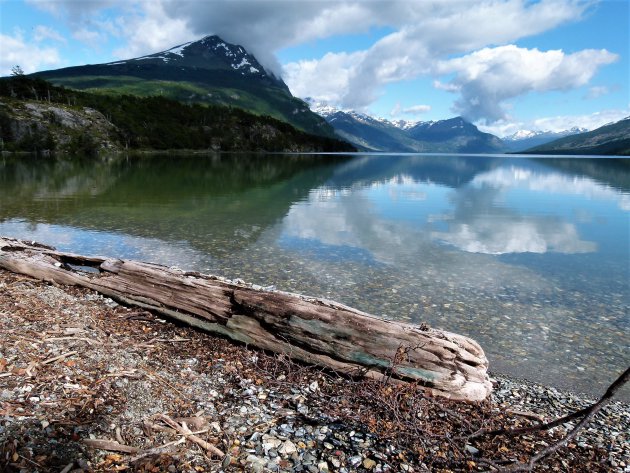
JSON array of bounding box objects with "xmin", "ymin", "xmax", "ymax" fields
[{"xmin": 83, "ymin": 439, "xmax": 139, "ymax": 453}]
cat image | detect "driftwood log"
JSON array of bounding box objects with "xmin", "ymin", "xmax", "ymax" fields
[{"xmin": 0, "ymin": 237, "xmax": 492, "ymax": 401}]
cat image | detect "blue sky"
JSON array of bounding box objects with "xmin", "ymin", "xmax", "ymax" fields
[{"xmin": 1, "ymin": 0, "xmax": 628, "ymax": 136}]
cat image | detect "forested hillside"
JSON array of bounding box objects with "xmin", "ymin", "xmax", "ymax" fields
[{"xmin": 0, "ymin": 76, "xmax": 355, "ymax": 154}]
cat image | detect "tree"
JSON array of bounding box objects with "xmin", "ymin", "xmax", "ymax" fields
[{"xmin": 10, "ymin": 65, "xmax": 24, "ymax": 76}]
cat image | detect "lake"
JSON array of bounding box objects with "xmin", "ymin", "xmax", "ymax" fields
[{"xmin": 1, "ymin": 153, "xmax": 628, "ymax": 397}]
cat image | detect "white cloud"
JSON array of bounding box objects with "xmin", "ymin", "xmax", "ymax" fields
[
  {"xmin": 0, "ymin": 31, "xmax": 62, "ymax": 75},
  {"xmin": 403, "ymin": 104, "xmax": 431, "ymax": 115},
  {"xmin": 585, "ymin": 85, "xmax": 609, "ymax": 99},
  {"xmin": 435, "ymin": 45, "xmax": 618, "ymax": 122},
  {"xmin": 72, "ymin": 27, "xmax": 105, "ymax": 46},
  {"xmin": 390, "ymin": 103, "xmax": 431, "ymax": 117},
  {"xmin": 479, "ymin": 106, "xmax": 630, "ymax": 136},
  {"xmin": 33, "ymin": 25, "xmax": 66, "ymax": 43},
  {"xmin": 111, "ymin": 1, "xmax": 191, "ymax": 59},
  {"xmin": 282, "ymin": 0, "xmax": 598, "ymax": 113},
  {"xmin": 283, "ymin": 51, "xmax": 367, "ymax": 105},
  {"xmin": 532, "ymin": 107, "xmax": 630, "ymax": 132}
]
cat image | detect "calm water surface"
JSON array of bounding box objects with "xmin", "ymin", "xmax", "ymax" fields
[{"xmin": 1, "ymin": 153, "xmax": 628, "ymax": 397}]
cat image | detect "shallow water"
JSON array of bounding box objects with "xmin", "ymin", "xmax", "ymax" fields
[{"xmin": 1, "ymin": 153, "xmax": 628, "ymax": 397}]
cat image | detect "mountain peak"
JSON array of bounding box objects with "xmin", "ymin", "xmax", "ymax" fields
[{"xmin": 130, "ymin": 35, "xmax": 270, "ymax": 79}]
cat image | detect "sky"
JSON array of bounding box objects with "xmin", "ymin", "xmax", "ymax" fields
[{"xmin": 0, "ymin": 0, "xmax": 628, "ymax": 136}]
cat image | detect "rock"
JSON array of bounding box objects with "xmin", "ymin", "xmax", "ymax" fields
[
  {"xmin": 278, "ymin": 439, "xmax": 297, "ymax": 456},
  {"xmin": 363, "ymin": 458, "xmax": 377, "ymax": 469},
  {"xmin": 245, "ymin": 454, "xmax": 266, "ymax": 473},
  {"xmin": 465, "ymin": 444, "xmax": 480, "ymax": 455}
]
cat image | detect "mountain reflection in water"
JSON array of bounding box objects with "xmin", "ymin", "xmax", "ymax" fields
[{"xmin": 1, "ymin": 153, "xmax": 628, "ymax": 398}]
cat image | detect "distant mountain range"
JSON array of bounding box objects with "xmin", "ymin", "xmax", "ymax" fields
[
  {"xmin": 502, "ymin": 127, "xmax": 588, "ymax": 152},
  {"xmin": 522, "ymin": 117, "xmax": 630, "ymax": 156},
  {"xmin": 310, "ymin": 102, "xmax": 504, "ymax": 153},
  {"xmin": 309, "ymin": 101, "xmax": 630, "ymax": 155},
  {"xmin": 33, "ymin": 35, "xmax": 334, "ymax": 138}
]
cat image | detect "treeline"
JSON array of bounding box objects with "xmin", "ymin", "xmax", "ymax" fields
[{"xmin": 0, "ymin": 76, "xmax": 355, "ymax": 153}]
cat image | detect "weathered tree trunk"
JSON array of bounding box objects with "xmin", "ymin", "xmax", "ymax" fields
[{"xmin": 0, "ymin": 237, "xmax": 492, "ymax": 401}]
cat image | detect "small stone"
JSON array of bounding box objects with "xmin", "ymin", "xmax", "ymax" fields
[
  {"xmin": 465, "ymin": 444, "xmax": 480, "ymax": 455},
  {"xmin": 318, "ymin": 461, "xmax": 329, "ymax": 472},
  {"xmin": 363, "ymin": 458, "xmax": 377, "ymax": 469},
  {"xmin": 278, "ymin": 439, "xmax": 297, "ymax": 455},
  {"xmin": 245, "ymin": 455, "xmax": 265, "ymax": 473}
]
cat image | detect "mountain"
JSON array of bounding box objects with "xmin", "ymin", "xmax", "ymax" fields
[
  {"xmin": 32, "ymin": 35, "xmax": 334, "ymax": 137},
  {"xmin": 405, "ymin": 117, "xmax": 504, "ymax": 153},
  {"xmin": 503, "ymin": 127, "xmax": 588, "ymax": 152},
  {"xmin": 522, "ymin": 117, "xmax": 630, "ymax": 156},
  {"xmin": 311, "ymin": 103, "xmax": 504, "ymax": 153},
  {"xmin": 316, "ymin": 108, "xmax": 424, "ymax": 152}
]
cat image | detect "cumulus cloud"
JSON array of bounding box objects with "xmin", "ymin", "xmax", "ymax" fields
[
  {"xmin": 283, "ymin": 0, "xmax": 594, "ymax": 110},
  {"xmin": 434, "ymin": 45, "xmax": 618, "ymax": 122},
  {"xmin": 478, "ymin": 106, "xmax": 630, "ymax": 136},
  {"xmin": 33, "ymin": 25, "xmax": 66, "ymax": 43},
  {"xmin": 72, "ymin": 27, "xmax": 106, "ymax": 46},
  {"xmin": 283, "ymin": 51, "xmax": 367, "ymax": 105},
  {"xmin": 111, "ymin": 2, "xmax": 191, "ymax": 59},
  {"xmin": 390, "ymin": 102, "xmax": 431, "ymax": 117},
  {"xmin": 0, "ymin": 31, "xmax": 62, "ymax": 75},
  {"xmin": 585, "ymin": 85, "xmax": 610, "ymax": 99},
  {"xmin": 532, "ymin": 107, "xmax": 630, "ymax": 132}
]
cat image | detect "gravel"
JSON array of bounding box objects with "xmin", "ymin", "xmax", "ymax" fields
[{"xmin": 0, "ymin": 270, "xmax": 627, "ymax": 472}]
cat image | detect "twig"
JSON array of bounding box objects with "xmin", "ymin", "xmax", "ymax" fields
[
  {"xmin": 115, "ymin": 427, "xmax": 125, "ymax": 445},
  {"xmin": 59, "ymin": 462, "xmax": 74, "ymax": 473},
  {"xmin": 43, "ymin": 337, "xmax": 102, "ymax": 345},
  {"xmin": 42, "ymin": 351, "xmax": 77, "ymax": 365},
  {"xmin": 494, "ymin": 366, "xmax": 629, "ymax": 472},
  {"xmin": 83, "ymin": 438, "xmax": 139, "ymax": 453},
  {"xmin": 154, "ymin": 414, "xmax": 224, "ymax": 458},
  {"xmin": 129, "ymin": 437, "xmax": 187, "ymax": 463}
]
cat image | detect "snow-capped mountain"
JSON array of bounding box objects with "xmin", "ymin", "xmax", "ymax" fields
[
  {"xmin": 503, "ymin": 127, "xmax": 589, "ymax": 141},
  {"xmin": 503, "ymin": 127, "xmax": 589, "ymax": 152},
  {"xmin": 389, "ymin": 119, "xmax": 421, "ymax": 130},
  {"xmin": 306, "ymin": 99, "xmax": 419, "ymax": 130},
  {"xmin": 307, "ymin": 101, "xmax": 503, "ymax": 153},
  {"xmin": 34, "ymin": 35, "xmax": 334, "ymax": 137},
  {"xmin": 119, "ymin": 35, "xmax": 275, "ymax": 83}
]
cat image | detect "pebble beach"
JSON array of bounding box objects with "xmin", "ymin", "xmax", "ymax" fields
[{"xmin": 0, "ymin": 269, "xmax": 628, "ymax": 472}]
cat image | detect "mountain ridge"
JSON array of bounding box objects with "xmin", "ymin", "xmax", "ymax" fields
[
  {"xmin": 309, "ymin": 102, "xmax": 504, "ymax": 153},
  {"xmin": 32, "ymin": 35, "xmax": 334, "ymax": 138}
]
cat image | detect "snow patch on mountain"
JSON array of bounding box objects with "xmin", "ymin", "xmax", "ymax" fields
[
  {"xmin": 167, "ymin": 42, "xmax": 192, "ymax": 57},
  {"xmin": 504, "ymin": 127, "xmax": 589, "ymax": 141},
  {"xmin": 306, "ymin": 99, "xmax": 426, "ymax": 130}
]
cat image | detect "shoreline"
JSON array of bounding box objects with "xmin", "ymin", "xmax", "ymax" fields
[{"xmin": 0, "ymin": 268, "xmax": 628, "ymax": 472}]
